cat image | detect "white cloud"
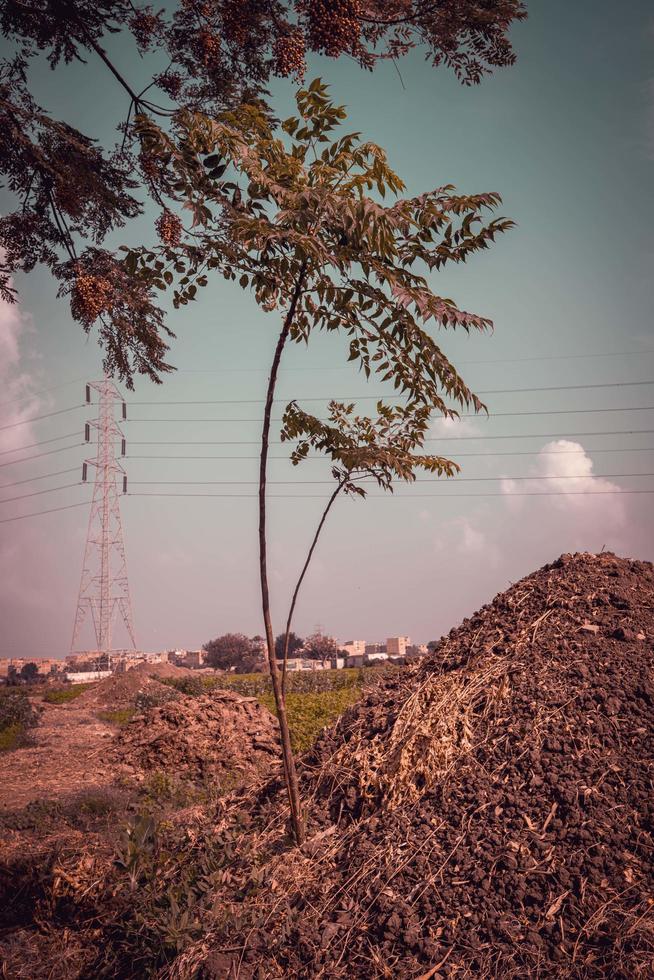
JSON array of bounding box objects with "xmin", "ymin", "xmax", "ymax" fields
[
  {"xmin": 0, "ymin": 265, "xmax": 40, "ymax": 454},
  {"xmin": 500, "ymin": 440, "xmax": 626, "ymax": 547}
]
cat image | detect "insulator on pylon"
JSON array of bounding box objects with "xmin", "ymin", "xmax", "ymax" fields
[
  {"xmin": 122, "ymin": 402, "xmax": 127, "ymax": 420},
  {"xmin": 122, "ymin": 475, "xmax": 128, "ymax": 494},
  {"xmin": 85, "ymin": 384, "xmax": 91, "ymax": 403},
  {"xmin": 85, "ymin": 423, "xmax": 90, "ymax": 442},
  {"xmin": 121, "ymin": 438, "xmax": 126, "ymax": 456},
  {"xmin": 82, "ymin": 462, "xmax": 88, "ymax": 482}
]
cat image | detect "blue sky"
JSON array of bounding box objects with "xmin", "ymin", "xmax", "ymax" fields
[{"xmin": 1, "ymin": 0, "xmax": 653, "ymax": 658}]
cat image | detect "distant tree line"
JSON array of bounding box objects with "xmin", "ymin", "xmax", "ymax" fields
[{"xmin": 202, "ymin": 629, "xmax": 342, "ymax": 672}]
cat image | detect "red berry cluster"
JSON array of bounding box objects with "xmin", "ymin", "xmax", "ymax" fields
[
  {"xmin": 72, "ymin": 274, "xmax": 112, "ymax": 325},
  {"xmin": 305, "ymin": 0, "xmax": 362, "ymax": 57},
  {"xmin": 155, "ymin": 70, "xmax": 184, "ymax": 100},
  {"xmin": 129, "ymin": 9, "xmax": 159, "ymax": 51},
  {"xmin": 273, "ymin": 29, "xmax": 306, "ymax": 79},
  {"xmin": 222, "ymin": 0, "xmax": 250, "ymax": 47},
  {"xmin": 156, "ymin": 211, "xmax": 183, "ymax": 247},
  {"xmin": 198, "ymin": 28, "xmax": 222, "ymax": 66}
]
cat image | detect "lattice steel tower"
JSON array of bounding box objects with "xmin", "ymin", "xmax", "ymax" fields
[{"xmin": 70, "ymin": 378, "xmax": 136, "ymax": 654}]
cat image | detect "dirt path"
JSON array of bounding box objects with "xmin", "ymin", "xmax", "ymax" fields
[{"xmin": 0, "ymin": 701, "xmax": 119, "ymax": 812}]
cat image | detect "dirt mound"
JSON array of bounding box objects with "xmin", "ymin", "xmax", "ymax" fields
[
  {"xmin": 194, "ymin": 552, "xmax": 654, "ymax": 979},
  {"xmin": 114, "ymin": 688, "xmax": 281, "ymax": 789},
  {"xmin": 128, "ymin": 661, "xmax": 195, "ymax": 679},
  {"xmin": 76, "ymin": 661, "xmax": 191, "ymax": 709}
]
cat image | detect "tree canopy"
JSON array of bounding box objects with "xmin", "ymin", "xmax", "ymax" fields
[
  {"xmin": 302, "ymin": 631, "xmax": 341, "ymax": 661},
  {"xmin": 1, "ymin": 0, "xmax": 525, "ymax": 382},
  {"xmin": 202, "ymin": 633, "xmax": 259, "ymax": 672},
  {"xmin": 275, "ymin": 631, "xmax": 304, "ymax": 660}
]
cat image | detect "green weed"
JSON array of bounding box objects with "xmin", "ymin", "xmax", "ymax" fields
[
  {"xmin": 43, "ymin": 683, "xmax": 91, "ymax": 704},
  {"xmin": 97, "ymin": 708, "xmax": 136, "ymax": 727}
]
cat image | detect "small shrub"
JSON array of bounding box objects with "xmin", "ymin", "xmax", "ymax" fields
[
  {"xmin": 161, "ymin": 676, "xmax": 204, "ymax": 696},
  {"xmin": 0, "ymin": 689, "xmax": 38, "ymax": 750},
  {"xmin": 134, "ymin": 685, "xmax": 179, "ymax": 711},
  {"xmin": 97, "ymin": 708, "xmax": 136, "ymax": 727},
  {"xmin": 139, "ymin": 770, "xmax": 202, "ymax": 811},
  {"xmin": 0, "ymin": 723, "xmax": 28, "ymax": 752},
  {"xmin": 43, "ymin": 683, "xmax": 91, "ymax": 704},
  {"xmin": 0, "ymin": 688, "xmax": 37, "ymax": 729}
]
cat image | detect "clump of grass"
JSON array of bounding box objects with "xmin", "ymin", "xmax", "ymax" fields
[
  {"xmin": 97, "ymin": 708, "xmax": 135, "ymax": 727},
  {"xmin": 43, "ymin": 683, "xmax": 91, "ymax": 704},
  {"xmin": 139, "ymin": 770, "xmax": 203, "ymax": 812},
  {"xmin": 0, "ymin": 723, "xmax": 28, "ymax": 752}
]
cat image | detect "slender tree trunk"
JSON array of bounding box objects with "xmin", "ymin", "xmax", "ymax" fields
[
  {"xmin": 259, "ymin": 262, "xmax": 307, "ymax": 846},
  {"xmin": 282, "ymin": 479, "xmax": 346, "ymax": 696}
]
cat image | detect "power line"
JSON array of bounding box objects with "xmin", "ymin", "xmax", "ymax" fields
[
  {"xmin": 0, "ymin": 432, "xmax": 80, "ymax": 455},
  {"xmin": 0, "ymin": 500, "xmax": 90, "ymax": 524},
  {"xmin": 127, "ymin": 428, "xmax": 654, "ymax": 445},
  {"xmin": 173, "ymin": 349, "xmax": 654, "ymax": 372},
  {"xmin": 0, "ymin": 378, "xmax": 86, "ymax": 409},
  {"xmin": 0, "ymin": 443, "xmax": 84, "ymax": 469},
  {"xmin": 127, "ymin": 489, "xmax": 654, "ymax": 499},
  {"xmin": 129, "ymin": 472, "xmax": 654, "ymax": 486},
  {"xmin": 128, "ymin": 380, "xmax": 654, "ymax": 405},
  {"xmin": 126, "ymin": 446, "xmax": 654, "ymax": 461},
  {"xmin": 0, "ymin": 482, "xmax": 81, "ymax": 506},
  {"xmin": 0, "ymin": 405, "xmax": 83, "ymax": 431},
  {"xmin": 0, "ymin": 467, "xmax": 79, "ymax": 490},
  {"xmin": 127, "ymin": 406, "xmax": 654, "ymax": 423},
  {"xmin": 2, "ymin": 483, "xmax": 650, "ymax": 524}
]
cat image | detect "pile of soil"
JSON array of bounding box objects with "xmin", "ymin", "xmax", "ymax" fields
[
  {"xmin": 76, "ymin": 661, "xmax": 193, "ymax": 709},
  {"xmin": 114, "ymin": 688, "xmax": 281, "ymax": 788},
  {"xmin": 194, "ymin": 552, "xmax": 654, "ymax": 979}
]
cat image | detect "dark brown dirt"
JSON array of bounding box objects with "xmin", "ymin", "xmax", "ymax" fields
[{"xmin": 196, "ymin": 552, "xmax": 654, "ymax": 979}]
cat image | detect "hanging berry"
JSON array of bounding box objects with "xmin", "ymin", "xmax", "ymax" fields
[
  {"xmin": 71, "ymin": 274, "xmax": 113, "ymax": 325},
  {"xmin": 273, "ymin": 28, "xmax": 307, "ymax": 80},
  {"xmin": 304, "ymin": 0, "xmax": 362, "ymax": 58},
  {"xmin": 156, "ymin": 211, "xmax": 183, "ymax": 247}
]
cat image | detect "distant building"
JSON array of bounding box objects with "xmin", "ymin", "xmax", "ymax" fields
[
  {"xmin": 386, "ymin": 636, "xmax": 411, "ymax": 658},
  {"xmin": 167, "ymin": 648, "xmax": 206, "ymax": 669},
  {"xmin": 365, "ymin": 651, "xmax": 389, "ymax": 663},
  {"xmin": 65, "ymin": 670, "xmax": 112, "ymax": 683},
  {"xmin": 1, "ymin": 657, "xmax": 64, "ymax": 680},
  {"xmin": 365, "ymin": 643, "xmax": 386, "ymax": 657},
  {"xmin": 341, "ymin": 639, "xmax": 366, "ymax": 659},
  {"xmin": 275, "ymin": 657, "xmax": 330, "ymax": 672},
  {"xmin": 178, "ymin": 649, "xmax": 206, "ymax": 669}
]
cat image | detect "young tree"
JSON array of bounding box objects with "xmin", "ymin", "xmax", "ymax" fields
[
  {"xmin": 0, "ymin": 1, "xmax": 525, "ymax": 383},
  {"xmin": 123, "ymin": 81, "xmax": 513, "ymax": 842}
]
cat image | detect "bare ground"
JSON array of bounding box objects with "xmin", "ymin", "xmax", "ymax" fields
[{"xmin": 0, "ymin": 700, "xmax": 122, "ymax": 814}]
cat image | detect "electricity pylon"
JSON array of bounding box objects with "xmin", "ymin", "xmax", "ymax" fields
[{"xmin": 70, "ymin": 378, "xmax": 136, "ymax": 655}]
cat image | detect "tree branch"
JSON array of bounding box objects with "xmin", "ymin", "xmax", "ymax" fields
[{"xmin": 281, "ymin": 477, "xmax": 346, "ymax": 696}]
